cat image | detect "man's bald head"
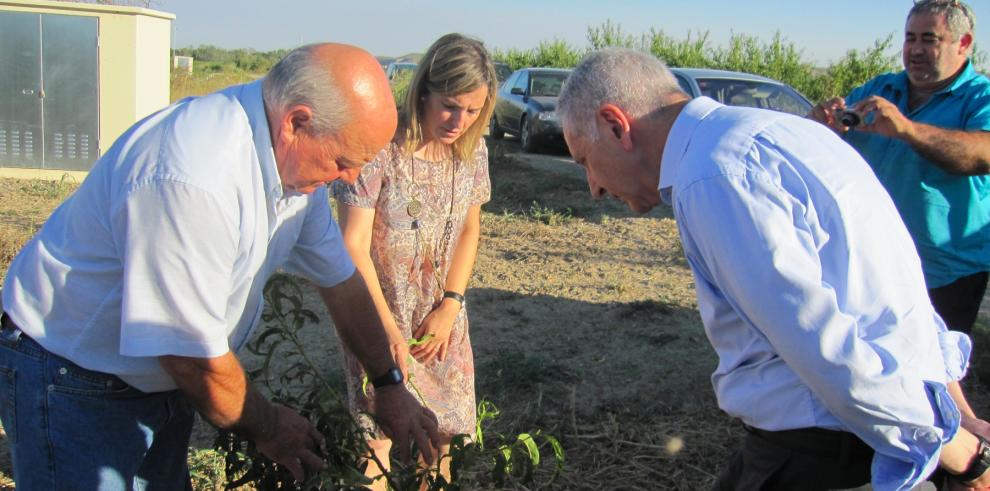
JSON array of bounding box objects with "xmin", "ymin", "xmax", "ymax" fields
[
  {"xmin": 262, "ymin": 43, "xmax": 397, "ymax": 139},
  {"xmin": 263, "ymin": 43, "xmax": 398, "ymax": 194}
]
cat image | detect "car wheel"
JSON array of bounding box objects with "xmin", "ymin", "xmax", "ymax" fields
[
  {"xmin": 489, "ymin": 115, "xmax": 504, "ymax": 140},
  {"xmin": 520, "ymin": 116, "xmax": 536, "ymax": 153}
]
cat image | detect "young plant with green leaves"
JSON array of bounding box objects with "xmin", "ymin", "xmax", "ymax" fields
[{"xmin": 216, "ymin": 275, "xmax": 564, "ymax": 490}]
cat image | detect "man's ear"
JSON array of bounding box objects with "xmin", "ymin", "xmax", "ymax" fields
[
  {"xmin": 598, "ymin": 104, "xmax": 633, "ymax": 151},
  {"xmin": 278, "ymin": 105, "xmax": 315, "ymax": 144},
  {"xmin": 960, "ymin": 32, "xmax": 974, "ymax": 54}
]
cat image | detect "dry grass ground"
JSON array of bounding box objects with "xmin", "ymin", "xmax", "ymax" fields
[{"xmin": 3, "ymin": 138, "xmax": 990, "ymax": 490}]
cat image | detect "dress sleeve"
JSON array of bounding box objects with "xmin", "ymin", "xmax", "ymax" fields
[
  {"xmin": 116, "ymin": 180, "xmax": 236, "ymax": 358},
  {"xmin": 331, "ymin": 146, "xmax": 389, "ymax": 209},
  {"xmin": 469, "ymin": 138, "xmax": 491, "ymax": 206}
]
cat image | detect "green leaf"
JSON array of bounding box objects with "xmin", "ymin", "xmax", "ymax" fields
[
  {"xmin": 516, "ymin": 433, "xmax": 540, "ymax": 467},
  {"xmin": 408, "ymin": 333, "xmax": 435, "ymax": 347}
]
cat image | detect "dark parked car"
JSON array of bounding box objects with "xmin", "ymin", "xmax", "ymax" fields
[
  {"xmin": 489, "ymin": 67, "xmax": 571, "ymax": 152},
  {"xmin": 670, "ymin": 67, "xmax": 812, "ymax": 116}
]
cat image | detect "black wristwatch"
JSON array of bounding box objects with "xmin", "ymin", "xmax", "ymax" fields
[
  {"xmin": 956, "ymin": 435, "xmax": 990, "ymax": 483},
  {"xmin": 371, "ymin": 367, "xmax": 404, "ymax": 389}
]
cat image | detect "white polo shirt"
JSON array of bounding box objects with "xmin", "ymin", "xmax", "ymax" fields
[{"xmin": 2, "ymin": 80, "xmax": 355, "ymax": 392}]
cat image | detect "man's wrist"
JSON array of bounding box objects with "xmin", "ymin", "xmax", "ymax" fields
[
  {"xmin": 240, "ymin": 387, "xmax": 278, "ymax": 442},
  {"xmin": 955, "ymin": 434, "xmax": 990, "ymax": 483},
  {"xmin": 371, "ymin": 366, "xmax": 404, "ymax": 388}
]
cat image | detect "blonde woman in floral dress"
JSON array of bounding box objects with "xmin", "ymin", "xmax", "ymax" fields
[{"xmin": 332, "ymin": 33, "xmax": 497, "ymax": 488}]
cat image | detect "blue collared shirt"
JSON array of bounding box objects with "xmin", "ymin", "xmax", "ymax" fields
[
  {"xmin": 2, "ymin": 80, "xmax": 355, "ymax": 392},
  {"xmin": 844, "ymin": 61, "xmax": 990, "ymax": 288},
  {"xmin": 659, "ymin": 97, "xmax": 971, "ymax": 491}
]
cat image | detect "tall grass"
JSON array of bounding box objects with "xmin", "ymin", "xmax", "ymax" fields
[
  {"xmin": 170, "ymin": 70, "xmax": 261, "ymax": 102},
  {"xmin": 389, "ymin": 70, "xmax": 415, "ymax": 108},
  {"xmin": 0, "ymin": 177, "xmax": 80, "ymax": 286},
  {"xmin": 491, "ymin": 39, "xmax": 583, "ymax": 70},
  {"xmin": 492, "ymin": 20, "xmax": 907, "ymax": 104}
]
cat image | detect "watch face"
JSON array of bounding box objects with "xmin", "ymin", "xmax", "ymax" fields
[{"xmin": 373, "ymin": 367, "xmax": 404, "ymax": 388}]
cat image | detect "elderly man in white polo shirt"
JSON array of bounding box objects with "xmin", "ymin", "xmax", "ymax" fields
[{"xmin": 0, "ymin": 43, "xmax": 439, "ymax": 489}]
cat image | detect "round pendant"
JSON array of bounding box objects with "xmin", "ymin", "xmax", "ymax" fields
[{"xmin": 406, "ymin": 199, "xmax": 422, "ymax": 218}]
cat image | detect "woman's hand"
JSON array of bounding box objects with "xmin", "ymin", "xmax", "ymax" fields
[{"xmin": 410, "ymin": 298, "xmax": 460, "ymax": 364}]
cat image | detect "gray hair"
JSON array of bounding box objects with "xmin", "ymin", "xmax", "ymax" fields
[
  {"xmin": 910, "ymin": 0, "xmax": 975, "ymax": 40},
  {"xmin": 557, "ymin": 48, "xmax": 685, "ymax": 141},
  {"xmin": 262, "ymin": 44, "xmax": 349, "ymax": 137}
]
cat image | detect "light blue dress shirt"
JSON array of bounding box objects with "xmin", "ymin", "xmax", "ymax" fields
[
  {"xmin": 2, "ymin": 80, "xmax": 355, "ymax": 392},
  {"xmin": 659, "ymin": 97, "xmax": 971, "ymax": 490},
  {"xmin": 844, "ymin": 61, "xmax": 990, "ymax": 288}
]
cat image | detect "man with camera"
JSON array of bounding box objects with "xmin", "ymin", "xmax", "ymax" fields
[{"xmin": 810, "ymin": 0, "xmax": 990, "ymax": 336}]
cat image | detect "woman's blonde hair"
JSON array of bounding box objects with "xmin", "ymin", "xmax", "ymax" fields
[{"xmin": 399, "ymin": 33, "xmax": 498, "ymax": 162}]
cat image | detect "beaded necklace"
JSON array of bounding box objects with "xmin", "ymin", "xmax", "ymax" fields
[{"xmin": 407, "ymin": 150, "xmax": 458, "ymax": 295}]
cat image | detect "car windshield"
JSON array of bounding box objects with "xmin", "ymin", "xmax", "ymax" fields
[
  {"xmin": 529, "ymin": 73, "xmax": 569, "ymax": 97},
  {"xmin": 696, "ymin": 78, "xmax": 811, "ymax": 116}
]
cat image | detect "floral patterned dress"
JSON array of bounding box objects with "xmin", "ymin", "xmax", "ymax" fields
[{"xmin": 331, "ymin": 139, "xmax": 491, "ymax": 436}]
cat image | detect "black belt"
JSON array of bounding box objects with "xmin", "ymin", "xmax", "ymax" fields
[
  {"xmin": 744, "ymin": 424, "xmax": 874, "ymax": 463},
  {"xmin": 0, "ymin": 312, "xmax": 15, "ymax": 331},
  {"xmin": 0, "ymin": 312, "xmax": 32, "ymax": 345}
]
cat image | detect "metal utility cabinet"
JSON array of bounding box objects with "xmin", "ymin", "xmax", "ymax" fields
[{"xmin": 0, "ymin": 0, "xmax": 173, "ymax": 172}]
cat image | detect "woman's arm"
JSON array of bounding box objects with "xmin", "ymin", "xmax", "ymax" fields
[{"xmin": 411, "ymin": 204, "xmax": 482, "ymax": 363}]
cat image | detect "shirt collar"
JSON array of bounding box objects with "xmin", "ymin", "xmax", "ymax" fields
[
  {"xmin": 889, "ymin": 59, "xmax": 979, "ymax": 96},
  {"xmin": 947, "ymin": 59, "xmax": 979, "ymax": 93},
  {"xmin": 658, "ymin": 96, "xmax": 723, "ymax": 205},
  {"xmin": 239, "ymin": 79, "xmax": 284, "ymax": 203}
]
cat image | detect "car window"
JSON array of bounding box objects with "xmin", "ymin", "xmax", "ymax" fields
[
  {"xmin": 529, "ymin": 73, "xmax": 569, "ymax": 97},
  {"xmin": 674, "ymin": 74, "xmax": 694, "ymax": 96},
  {"xmin": 512, "ymin": 71, "xmax": 529, "ymax": 93},
  {"xmin": 695, "ymin": 78, "xmax": 811, "ymax": 116},
  {"xmin": 503, "ymin": 72, "xmax": 520, "ymax": 92}
]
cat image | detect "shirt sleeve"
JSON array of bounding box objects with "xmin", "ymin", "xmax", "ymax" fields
[
  {"xmin": 674, "ymin": 164, "xmax": 957, "ymax": 490},
  {"xmin": 469, "ymin": 138, "xmax": 492, "ymax": 206},
  {"xmin": 281, "ymin": 186, "xmax": 356, "ymax": 288},
  {"xmin": 330, "ymin": 146, "xmax": 388, "ymax": 209},
  {"xmin": 939, "ymin": 327, "xmax": 971, "ymax": 382},
  {"xmin": 116, "ymin": 180, "xmax": 237, "ymax": 358}
]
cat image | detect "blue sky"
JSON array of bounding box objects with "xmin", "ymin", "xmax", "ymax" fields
[{"xmin": 158, "ymin": 0, "xmax": 990, "ymax": 66}]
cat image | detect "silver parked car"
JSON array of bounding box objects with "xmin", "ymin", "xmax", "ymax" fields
[{"xmin": 670, "ymin": 67, "xmax": 812, "ymax": 117}]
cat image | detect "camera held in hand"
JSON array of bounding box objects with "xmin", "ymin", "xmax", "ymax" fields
[{"xmin": 836, "ymin": 109, "xmax": 862, "ymax": 128}]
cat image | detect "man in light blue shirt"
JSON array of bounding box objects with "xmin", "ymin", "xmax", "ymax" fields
[
  {"xmin": 0, "ymin": 44, "xmax": 439, "ymax": 489},
  {"xmin": 558, "ymin": 48, "xmax": 990, "ymax": 490},
  {"xmin": 810, "ymin": 0, "xmax": 990, "ymax": 336}
]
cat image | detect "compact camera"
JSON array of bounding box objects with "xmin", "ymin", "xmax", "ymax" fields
[{"xmin": 836, "ymin": 109, "xmax": 862, "ymax": 128}]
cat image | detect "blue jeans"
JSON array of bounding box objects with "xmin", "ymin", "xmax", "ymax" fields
[{"xmin": 0, "ymin": 316, "xmax": 195, "ymax": 490}]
